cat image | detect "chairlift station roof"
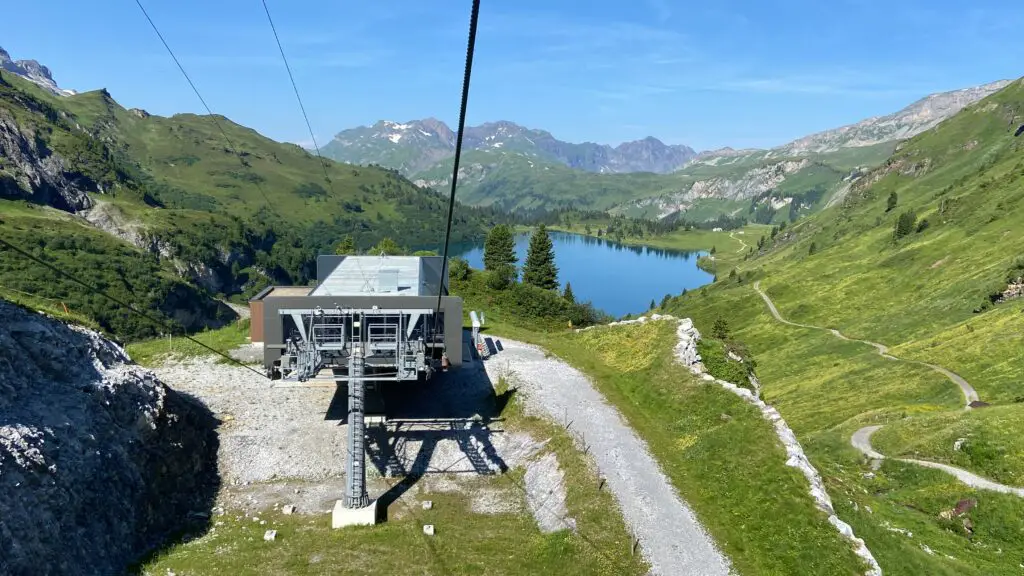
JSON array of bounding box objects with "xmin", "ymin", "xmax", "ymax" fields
[{"xmin": 310, "ymin": 255, "xmax": 448, "ymax": 297}]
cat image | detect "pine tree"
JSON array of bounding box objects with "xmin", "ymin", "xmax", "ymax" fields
[
  {"xmin": 483, "ymin": 224, "xmax": 517, "ymax": 271},
  {"xmin": 563, "ymin": 282, "xmax": 575, "ymax": 303},
  {"xmin": 886, "ymin": 191, "xmax": 898, "ymax": 212},
  {"xmin": 522, "ymin": 224, "xmax": 559, "ymax": 289},
  {"xmin": 712, "ymin": 318, "xmax": 730, "ymax": 340},
  {"xmin": 893, "ymin": 210, "xmax": 917, "ymax": 240},
  {"xmin": 649, "ymin": 299, "xmax": 656, "ymax": 310},
  {"xmin": 334, "ymin": 235, "xmax": 357, "ymax": 255}
]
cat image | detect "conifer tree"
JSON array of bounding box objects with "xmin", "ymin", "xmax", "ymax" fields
[
  {"xmin": 563, "ymin": 282, "xmax": 575, "ymax": 303},
  {"xmin": 483, "ymin": 224, "xmax": 517, "ymax": 271},
  {"xmin": 334, "ymin": 235, "xmax": 357, "ymax": 255},
  {"xmin": 522, "ymin": 224, "xmax": 559, "ymax": 289}
]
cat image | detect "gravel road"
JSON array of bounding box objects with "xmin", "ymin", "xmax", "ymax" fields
[
  {"xmin": 753, "ymin": 281, "xmax": 979, "ymax": 407},
  {"xmin": 851, "ymin": 425, "xmax": 1024, "ymax": 497},
  {"xmin": 483, "ymin": 338, "xmax": 732, "ymax": 576}
]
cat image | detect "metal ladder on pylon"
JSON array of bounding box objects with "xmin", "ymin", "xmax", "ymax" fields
[{"xmin": 345, "ymin": 313, "xmax": 370, "ymax": 509}]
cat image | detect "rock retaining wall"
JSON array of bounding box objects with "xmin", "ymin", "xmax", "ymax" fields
[{"xmin": 583, "ymin": 314, "xmax": 882, "ymax": 576}]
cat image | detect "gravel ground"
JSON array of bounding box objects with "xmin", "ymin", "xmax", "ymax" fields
[
  {"xmin": 228, "ymin": 342, "xmax": 263, "ymax": 363},
  {"xmin": 482, "ymin": 338, "xmax": 733, "ymax": 576},
  {"xmin": 149, "ymin": 348, "xmax": 570, "ymax": 528},
  {"xmin": 153, "ymin": 358, "xmax": 346, "ymax": 485}
]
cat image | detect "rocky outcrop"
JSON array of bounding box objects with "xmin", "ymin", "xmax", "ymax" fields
[
  {"xmin": 0, "ymin": 300, "xmax": 220, "ymax": 576},
  {"xmin": 79, "ymin": 201, "xmax": 159, "ymax": 252},
  {"xmin": 626, "ymin": 159, "xmax": 812, "ymax": 217},
  {"xmin": 0, "ymin": 111, "xmax": 95, "ymax": 212},
  {"xmin": 997, "ymin": 277, "xmax": 1024, "ymax": 303},
  {"xmin": 79, "ymin": 202, "xmax": 263, "ymax": 295}
]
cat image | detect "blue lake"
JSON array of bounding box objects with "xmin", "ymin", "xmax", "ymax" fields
[{"xmin": 451, "ymin": 231, "xmax": 714, "ymax": 318}]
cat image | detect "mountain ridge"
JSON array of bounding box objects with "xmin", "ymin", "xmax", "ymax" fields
[
  {"xmin": 0, "ymin": 45, "xmax": 75, "ymax": 97},
  {"xmin": 323, "ymin": 118, "xmax": 697, "ymax": 175},
  {"xmin": 321, "ymin": 80, "xmax": 1010, "ymax": 217}
]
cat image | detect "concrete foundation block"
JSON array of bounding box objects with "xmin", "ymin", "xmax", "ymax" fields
[{"xmin": 331, "ymin": 499, "xmax": 379, "ymax": 528}]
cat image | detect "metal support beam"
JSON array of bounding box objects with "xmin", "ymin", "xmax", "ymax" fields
[{"xmin": 345, "ymin": 343, "xmax": 370, "ymax": 509}]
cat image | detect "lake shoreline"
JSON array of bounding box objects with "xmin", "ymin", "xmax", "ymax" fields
[{"xmin": 452, "ymin": 230, "xmax": 714, "ymax": 318}]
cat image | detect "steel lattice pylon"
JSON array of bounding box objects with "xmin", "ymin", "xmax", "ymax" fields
[{"xmin": 345, "ymin": 343, "xmax": 370, "ymax": 509}]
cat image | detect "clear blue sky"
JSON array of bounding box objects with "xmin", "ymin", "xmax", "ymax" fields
[{"xmin": 4, "ymin": 0, "xmax": 1021, "ymax": 151}]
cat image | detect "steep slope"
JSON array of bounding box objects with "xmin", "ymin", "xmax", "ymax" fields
[
  {"xmin": 323, "ymin": 118, "xmax": 696, "ymax": 175},
  {"xmin": 779, "ymin": 80, "xmax": 1012, "ymax": 155},
  {"xmin": 0, "ymin": 64, "xmax": 499, "ymax": 341},
  {"xmin": 670, "ymin": 77, "xmax": 1024, "ymax": 575}
]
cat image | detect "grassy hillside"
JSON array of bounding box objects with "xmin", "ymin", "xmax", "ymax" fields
[
  {"xmin": 0, "ymin": 70, "xmax": 502, "ymax": 340},
  {"xmin": 413, "ymin": 149, "xmax": 687, "ymax": 212},
  {"xmin": 446, "ymin": 275, "xmax": 870, "ymax": 574},
  {"xmin": 666, "ymin": 78, "xmax": 1024, "ymax": 574}
]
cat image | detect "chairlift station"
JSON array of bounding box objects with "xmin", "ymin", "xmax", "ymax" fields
[{"xmin": 249, "ymin": 254, "xmax": 464, "ymax": 526}]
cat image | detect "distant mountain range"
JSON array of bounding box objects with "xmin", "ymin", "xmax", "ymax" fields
[
  {"xmin": 322, "ymin": 119, "xmax": 697, "ymax": 175},
  {"xmin": 4, "ymin": 38, "xmax": 1003, "ymax": 220},
  {"xmin": 321, "ymin": 80, "xmax": 1011, "ymax": 216},
  {"xmin": 0, "ymin": 45, "xmax": 75, "ymax": 96}
]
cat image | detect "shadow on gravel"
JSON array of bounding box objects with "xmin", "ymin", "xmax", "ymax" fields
[{"xmin": 367, "ymin": 332, "xmax": 515, "ymax": 519}]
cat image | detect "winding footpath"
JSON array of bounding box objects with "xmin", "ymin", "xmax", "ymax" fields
[
  {"xmin": 753, "ymin": 281, "xmax": 1024, "ymax": 497},
  {"xmin": 728, "ymin": 231, "xmax": 748, "ymax": 253},
  {"xmin": 852, "ymin": 426, "xmax": 1024, "ymax": 497},
  {"xmin": 752, "ymin": 281, "xmax": 978, "ymax": 407}
]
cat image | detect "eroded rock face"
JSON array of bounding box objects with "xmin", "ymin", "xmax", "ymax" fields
[
  {"xmin": 0, "ymin": 110, "xmax": 95, "ymax": 212},
  {"xmin": 0, "ymin": 300, "xmax": 220, "ymax": 575}
]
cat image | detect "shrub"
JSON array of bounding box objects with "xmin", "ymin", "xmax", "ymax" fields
[
  {"xmin": 449, "ymin": 257, "xmax": 471, "ymax": 282},
  {"xmin": 486, "ymin": 264, "xmax": 516, "ymax": 290},
  {"xmin": 697, "ymin": 338, "xmax": 750, "ymax": 386}
]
